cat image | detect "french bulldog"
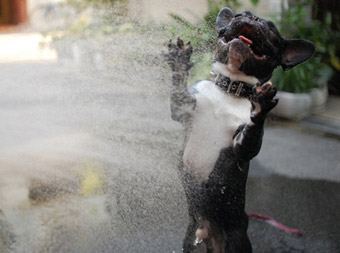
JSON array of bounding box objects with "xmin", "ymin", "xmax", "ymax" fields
[{"xmin": 165, "ymin": 7, "xmax": 315, "ymax": 253}]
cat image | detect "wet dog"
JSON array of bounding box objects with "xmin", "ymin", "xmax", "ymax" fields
[{"xmin": 165, "ymin": 7, "xmax": 314, "ymax": 252}]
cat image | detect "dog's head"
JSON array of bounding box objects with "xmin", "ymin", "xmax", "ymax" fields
[{"xmin": 215, "ymin": 8, "xmax": 315, "ymax": 83}]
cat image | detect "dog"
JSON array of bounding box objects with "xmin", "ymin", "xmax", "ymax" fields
[{"xmin": 165, "ymin": 7, "xmax": 315, "ymax": 252}]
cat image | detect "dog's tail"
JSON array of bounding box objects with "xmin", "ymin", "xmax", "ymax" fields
[{"xmin": 248, "ymin": 212, "xmax": 303, "ymax": 236}]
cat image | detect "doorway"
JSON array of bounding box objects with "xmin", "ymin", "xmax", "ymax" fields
[
  {"xmin": 0, "ymin": 0, "xmax": 27, "ymax": 25},
  {"xmin": 0, "ymin": 0, "xmax": 10, "ymax": 24}
]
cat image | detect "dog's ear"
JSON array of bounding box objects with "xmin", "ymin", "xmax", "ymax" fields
[
  {"xmin": 216, "ymin": 7, "xmax": 234, "ymax": 31},
  {"xmin": 280, "ymin": 39, "xmax": 315, "ymax": 71}
]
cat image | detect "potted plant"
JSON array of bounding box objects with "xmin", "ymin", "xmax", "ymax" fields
[{"xmin": 270, "ymin": 0, "xmax": 337, "ymax": 120}]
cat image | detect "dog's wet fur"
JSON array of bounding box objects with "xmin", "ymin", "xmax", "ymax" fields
[{"xmin": 165, "ymin": 7, "xmax": 315, "ymax": 252}]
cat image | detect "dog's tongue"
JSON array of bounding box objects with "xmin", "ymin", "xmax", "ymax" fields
[{"xmin": 239, "ymin": 35, "xmax": 253, "ymax": 45}]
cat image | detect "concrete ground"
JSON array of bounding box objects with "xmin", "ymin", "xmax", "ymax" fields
[{"xmin": 0, "ymin": 31, "xmax": 339, "ymax": 253}]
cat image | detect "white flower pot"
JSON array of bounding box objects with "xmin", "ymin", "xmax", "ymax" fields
[
  {"xmin": 309, "ymin": 86, "xmax": 328, "ymax": 113},
  {"xmin": 271, "ymin": 86, "xmax": 328, "ymax": 121},
  {"xmin": 271, "ymin": 91, "xmax": 312, "ymax": 120}
]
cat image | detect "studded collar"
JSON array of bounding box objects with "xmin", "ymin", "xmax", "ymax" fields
[{"xmin": 213, "ymin": 73, "xmax": 256, "ymax": 101}]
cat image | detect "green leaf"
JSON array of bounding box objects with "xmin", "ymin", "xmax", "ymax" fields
[
  {"xmin": 169, "ymin": 13, "xmax": 195, "ymax": 29},
  {"xmin": 250, "ymin": 0, "xmax": 259, "ymax": 6},
  {"xmin": 325, "ymin": 12, "xmax": 332, "ymax": 25}
]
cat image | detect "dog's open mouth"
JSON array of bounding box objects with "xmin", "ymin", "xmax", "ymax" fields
[
  {"xmin": 219, "ymin": 24, "xmax": 268, "ymax": 64},
  {"xmin": 237, "ymin": 35, "xmax": 266, "ymax": 61}
]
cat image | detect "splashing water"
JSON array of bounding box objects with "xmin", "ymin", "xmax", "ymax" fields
[
  {"xmin": 1, "ymin": 3, "xmax": 340, "ymax": 253},
  {"xmin": 0, "ymin": 10, "xmax": 186, "ymax": 251}
]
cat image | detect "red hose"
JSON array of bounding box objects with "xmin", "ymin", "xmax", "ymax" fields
[{"xmin": 248, "ymin": 212, "xmax": 303, "ymax": 236}]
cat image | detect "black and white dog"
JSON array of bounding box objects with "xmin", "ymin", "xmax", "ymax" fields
[{"xmin": 165, "ymin": 7, "xmax": 314, "ymax": 253}]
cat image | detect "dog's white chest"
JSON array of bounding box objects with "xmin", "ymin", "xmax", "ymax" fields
[{"xmin": 183, "ymin": 81, "xmax": 251, "ymax": 181}]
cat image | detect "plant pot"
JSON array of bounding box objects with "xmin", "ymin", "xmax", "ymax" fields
[
  {"xmin": 309, "ymin": 85, "xmax": 328, "ymax": 113},
  {"xmin": 271, "ymin": 85, "xmax": 328, "ymax": 120},
  {"xmin": 71, "ymin": 40, "xmax": 107, "ymax": 71},
  {"xmin": 271, "ymin": 91, "xmax": 312, "ymax": 120},
  {"xmin": 53, "ymin": 39, "xmax": 74, "ymax": 66}
]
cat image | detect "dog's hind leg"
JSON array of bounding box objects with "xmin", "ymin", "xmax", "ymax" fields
[
  {"xmin": 224, "ymin": 228, "xmax": 252, "ymax": 253},
  {"xmin": 182, "ymin": 207, "xmax": 199, "ymax": 253}
]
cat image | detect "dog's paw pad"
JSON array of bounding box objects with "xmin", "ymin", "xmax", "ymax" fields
[
  {"xmin": 177, "ymin": 37, "xmax": 193, "ymax": 56},
  {"xmin": 251, "ymin": 81, "xmax": 278, "ymax": 117},
  {"xmin": 253, "ymin": 81, "xmax": 277, "ymax": 99},
  {"xmin": 164, "ymin": 37, "xmax": 194, "ymax": 71}
]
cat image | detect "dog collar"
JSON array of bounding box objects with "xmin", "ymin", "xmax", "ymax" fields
[{"xmin": 213, "ymin": 73, "xmax": 255, "ymax": 101}]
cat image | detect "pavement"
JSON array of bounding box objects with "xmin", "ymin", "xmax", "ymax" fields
[
  {"xmin": 0, "ymin": 31, "xmax": 339, "ymax": 253},
  {"xmin": 301, "ymin": 95, "xmax": 340, "ymax": 136}
]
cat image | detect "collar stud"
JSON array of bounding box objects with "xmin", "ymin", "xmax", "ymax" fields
[{"xmin": 215, "ymin": 74, "xmax": 255, "ymax": 101}]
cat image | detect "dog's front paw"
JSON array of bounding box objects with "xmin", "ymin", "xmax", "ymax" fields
[
  {"xmin": 251, "ymin": 81, "xmax": 278, "ymax": 123},
  {"xmin": 163, "ymin": 37, "xmax": 194, "ymax": 72}
]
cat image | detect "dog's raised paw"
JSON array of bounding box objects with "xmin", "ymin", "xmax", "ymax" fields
[
  {"xmin": 251, "ymin": 82, "xmax": 278, "ymax": 122},
  {"xmin": 164, "ymin": 37, "xmax": 194, "ymax": 72}
]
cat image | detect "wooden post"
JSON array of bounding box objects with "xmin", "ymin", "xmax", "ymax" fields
[
  {"xmin": 10, "ymin": 0, "xmax": 27, "ymax": 24},
  {"xmin": 0, "ymin": 0, "xmax": 10, "ymax": 24}
]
